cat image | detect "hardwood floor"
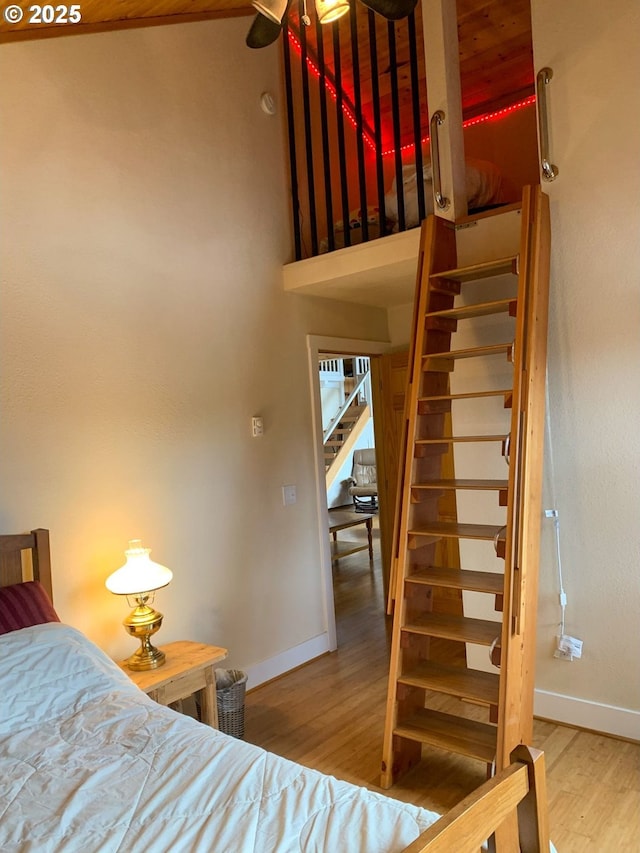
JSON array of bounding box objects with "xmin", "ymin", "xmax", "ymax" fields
[{"xmin": 245, "ymin": 516, "xmax": 640, "ymax": 851}]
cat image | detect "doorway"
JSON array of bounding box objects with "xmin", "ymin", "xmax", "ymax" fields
[{"xmin": 307, "ymin": 335, "xmax": 408, "ymax": 650}]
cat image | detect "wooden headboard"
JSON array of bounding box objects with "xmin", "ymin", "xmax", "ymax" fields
[{"xmin": 0, "ymin": 529, "xmax": 52, "ymax": 600}]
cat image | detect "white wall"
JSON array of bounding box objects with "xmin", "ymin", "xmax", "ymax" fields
[
  {"xmin": 0, "ymin": 19, "xmax": 389, "ymax": 685},
  {"xmin": 530, "ymin": 0, "xmax": 640, "ymax": 735},
  {"xmin": 320, "ymin": 386, "xmax": 343, "ymax": 430}
]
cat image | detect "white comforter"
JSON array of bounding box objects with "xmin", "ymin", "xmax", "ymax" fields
[
  {"xmin": 0, "ymin": 624, "xmax": 439, "ymax": 853},
  {"xmin": 384, "ymin": 158, "xmax": 505, "ymax": 229}
]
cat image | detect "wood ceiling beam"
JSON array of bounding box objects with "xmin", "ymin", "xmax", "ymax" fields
[{"xmin": 0, "ymin": 4, "xmax": 254, "ymax": 44}]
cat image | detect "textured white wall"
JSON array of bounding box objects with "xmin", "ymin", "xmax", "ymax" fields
[
  {"xmin": 0, "ymin": 20, "xmax": 389, "ymax": 677},
  {"xmin": 531, "ymin": 0, "xmax": 640, "ymax": 719}
]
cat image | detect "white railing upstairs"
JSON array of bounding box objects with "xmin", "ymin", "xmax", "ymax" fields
[{"xmin": 319, "ymin": 357, "xmax": 344, "ymax": 375}]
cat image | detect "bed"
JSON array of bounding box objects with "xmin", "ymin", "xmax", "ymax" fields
[
  {"xmin": 318, "ymin": 159, "xmax": 505, "ymax": 255},
  {"xmin": 0, "ymin": 530, "xmax": 551, "ymax": 853},
  {"xmin": 384, "ymin": 158, "xmax": 506, "ymax": 231}
]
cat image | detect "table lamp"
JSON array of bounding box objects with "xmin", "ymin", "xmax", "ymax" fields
[{"xmin": 106, "ymin": 539, "xmax": 173, "ymax": 671}]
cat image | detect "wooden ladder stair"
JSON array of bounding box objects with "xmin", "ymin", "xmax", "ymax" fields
[{"xmin": 381, "ymin": 186, "xmax": 551, "ymax": 787}]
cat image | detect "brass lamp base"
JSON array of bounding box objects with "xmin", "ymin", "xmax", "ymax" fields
[
  {"xmin": 123, "ymin": 602, "xmax": 166, "ymax": 671},
  {"xmin": 125, "ymin": 643, "xmax": 166, "ymax": 671}
]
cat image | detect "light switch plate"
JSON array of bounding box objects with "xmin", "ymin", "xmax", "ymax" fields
[{"xmin": 282, "ymin": 484, "xmax": 296, "ymax": 505}]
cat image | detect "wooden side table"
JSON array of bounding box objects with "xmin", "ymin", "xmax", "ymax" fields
[
  {"xmin": 118, "ymin": 640, "xmax": 227, "ymax": 728},
  {"xmin": 328, "ymin": 510, "xmax": 374, "ymax": 564}
]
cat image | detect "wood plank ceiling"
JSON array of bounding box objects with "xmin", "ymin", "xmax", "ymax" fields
[
  {"xmin": 1, "ymin": 0, "xmax": 534, "ymax": 124},
  {"xmin": 0, "ymin": 0, "xmax": 253, "ymax": 40}
]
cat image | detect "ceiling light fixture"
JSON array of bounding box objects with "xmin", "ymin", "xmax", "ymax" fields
[
  {"xmin": 247, "ymin": 0, "xmax": 417, "ymax": 49},
  {"xmin": 315, "ymin": 0, "xmax": 350, "ymax": 24}
]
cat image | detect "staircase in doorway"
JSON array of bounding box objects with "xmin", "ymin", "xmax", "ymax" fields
[
  {"xmin": 321, "ymin": 357, "xmax": 372, "ymax": 485},
  {"xmin": 324, "ymin": 401, "xmax": 368, "ymax": 472}
]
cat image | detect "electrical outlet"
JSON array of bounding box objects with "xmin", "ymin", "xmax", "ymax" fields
[
  {"xmin": 553, "ymin": 642, "xmax": 572, "ymax": 661},
  {"xmin": 554, "ymin": 634, "xmax": 583, "ymax": 661},
  {"xmin": 251, "ymin": 416, "xmax": 264, "ymax": 437}
]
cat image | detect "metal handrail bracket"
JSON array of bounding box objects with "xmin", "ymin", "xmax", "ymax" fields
[
  {"xmin": 536, "ymin": 67, "xmax": 559, "ymax": 182},
  {"xmin": 429, "ymin": 110, "xmax": 450, "ymax": 210}
]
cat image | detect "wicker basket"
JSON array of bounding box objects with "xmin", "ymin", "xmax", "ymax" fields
[{"xmin": 215, "ymin": 669, "xmax": 247, "ymax": 739}]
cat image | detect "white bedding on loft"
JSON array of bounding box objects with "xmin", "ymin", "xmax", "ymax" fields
[
  {"xmin": 385, "ymin": 158, "xmax": 505, "ymax": 230},
  {"xmin": 0, "ymin": 623, "xmax": 440, "ymax": 853}
]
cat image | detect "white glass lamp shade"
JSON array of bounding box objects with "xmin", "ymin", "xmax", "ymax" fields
[
  {"xmin": 106, "ymin": 540, "xmax": 172, "ymax": 596},
  {"xmin": 251, "ymin": 0, "xmax": 289, "ymax": 24},
  {"xmin": 315, "ymin": 0, "xmax": 350, "ymax": 24}
]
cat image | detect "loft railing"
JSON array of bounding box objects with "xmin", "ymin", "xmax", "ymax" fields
[
  {"xmin": 281, "ymin": 2, "xmax": 539, "ymax": 262},
  {"xmin": 282, "ymin": 0, "xmax": 428, "ymax": 260}
]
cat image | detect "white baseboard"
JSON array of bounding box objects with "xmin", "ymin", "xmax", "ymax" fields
[
  {"xmin": 245, "ymin": 644, "xmax": 639, "ymax": 741},
  {"xmin": 245, "ymin": 633, "xmax": 331, "ymax": 691},
  {"xmin": 534, "ymin": 688, "xmax": 640, "ymax": 741}
]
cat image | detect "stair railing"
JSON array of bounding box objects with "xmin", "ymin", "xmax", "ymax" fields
[
  {"xmin": 319, "ymin": 357, "xmax": 344, "ymax": 375},
  {"xmin": 323, "ymin": 368, "xmax": 370, "ymax": 444}
]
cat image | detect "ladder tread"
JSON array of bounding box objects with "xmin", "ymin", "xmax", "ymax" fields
[
  {"xmin": 398, "ymin": 660, "xmax": 500, "ymax": 704},
  {"xmin": 419, "ymin": 389, "xmax": 512, "ymax": 403},
  {"xmin": 408, "ymin": 521, "xmax": 504, "ymax": 541},
  {"xmin": 403, "ymin": 612, "xmax": 501, "ymax": 645},
  {"xmin": 426, "ymin": 298, "xmax": 517, "ymax": 321},
  {"xmin": 430, "ymin": 256, "xmax": 519, "ymax": 283},
  {"xmin": 394, "ymin": 708, "xmax": 497, "ymax": 762},
  {"xmin": 417, "ymin": 391, "xmax": 513, "ymax": 415},
  {"xmin": 423, "ymin": 342, "xmax": 512, "ymax": 365},
  {"xmin": 407, "ymin": 566, "xmax": 504, "ymax": 594},
  {"xmin": 411, "ymin": 479, "xmax": 508, "ymax": 491},
  {"xmin": 416, "ymin": 434, "xmax": 507, "ymax": 444}
]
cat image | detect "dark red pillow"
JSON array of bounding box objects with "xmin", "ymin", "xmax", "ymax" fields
[{"xmin": 0, "ymin": 581, "xmax": 60, "ymax": 635}]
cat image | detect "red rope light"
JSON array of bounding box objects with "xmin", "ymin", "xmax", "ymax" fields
[
  {"xmin": 288, "ymin": 30, "xmax": 536, "ymax": 158},
  {"xmin": 380, "ymin": 95, "xmax": 538, "ymax": 157},
  {"xmin": 288, "ymin": 30, "xmax": 377, "ymax": 152}
]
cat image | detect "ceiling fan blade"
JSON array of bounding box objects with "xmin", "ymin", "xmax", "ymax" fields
[
  {"xmin": 246, "ymin": 12, "xmax": 283, "ymax": 49},
  {"xmin": 358, "ymin": 0, "xmax": 418, "ymax": 21}
]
